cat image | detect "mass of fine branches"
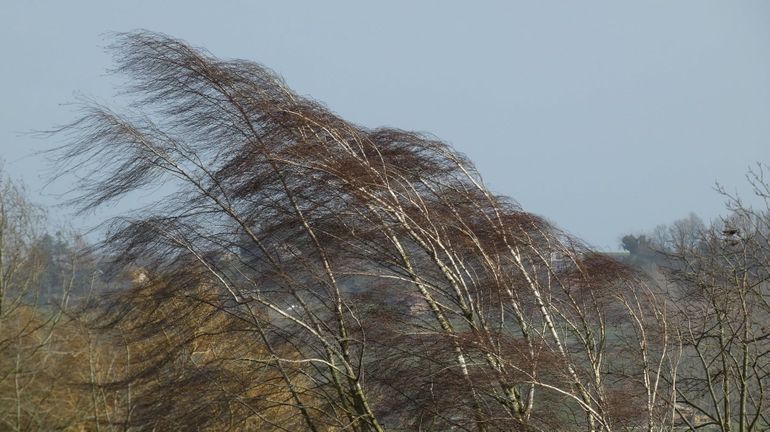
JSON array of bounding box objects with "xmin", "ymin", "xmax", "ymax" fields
[
  {"xmin": 5, "ymin": 31, "xmax": 768, "ymax": 432},
  {"xmin": 44, "ymin": 32, "xmax": 679, "ymax": 432}
]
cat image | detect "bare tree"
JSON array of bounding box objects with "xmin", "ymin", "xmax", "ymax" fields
[
  {"xmin": 52, "ymin": 31, "xmax": 674, "ymax": 431},
  {"xmin": 0, "ymin": 170, "xmax": 123, "ymax": 431},
  {"xmin": 657, "ymin": 169, "xmax": 770, "ymax": 431}
]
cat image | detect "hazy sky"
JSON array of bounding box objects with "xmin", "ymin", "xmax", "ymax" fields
[{"xmin": 2, "ymin": 1, "xmax": 770, "ymax": 250}]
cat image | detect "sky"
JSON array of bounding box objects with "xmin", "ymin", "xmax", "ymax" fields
[{"xmin": 2, "ymin": 1, "xmax": 770, "ymax": 250}]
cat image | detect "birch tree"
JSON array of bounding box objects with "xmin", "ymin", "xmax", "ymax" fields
[{"xmin": 52, "ymin": 31, "xmax": 675, "ymax": 431}]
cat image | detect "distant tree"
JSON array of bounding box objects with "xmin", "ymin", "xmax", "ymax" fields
[
  {"xmin": 52, "ymin": 31, "xmax": 676, "ymax": 431},
  {"xmin": 0, "ymin": 170, "xmax": 122, "ymax": 431},
  {"xmin": 651, "ymin": 213, "xmax": 705, "ymax": 254},
  {"xmin": 0, "ymin": 171, "xmax": 45, "ymax": 316},
  {"xmin": 621, "ymin": 214, "xmax": 707, "ymax": 277},
  {"xmin": 620, "ymin": 234, "xmax": 642, "ymax": 255}
]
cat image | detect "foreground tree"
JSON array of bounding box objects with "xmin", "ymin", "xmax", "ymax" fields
[{"xmin": 52, "ymin": 32, "xmax": 675, "ymax": 431}]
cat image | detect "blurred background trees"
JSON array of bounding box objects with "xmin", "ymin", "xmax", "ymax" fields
[{"xmin": 0, "ymin": 170, "xmax": 125, "ymax": 431}]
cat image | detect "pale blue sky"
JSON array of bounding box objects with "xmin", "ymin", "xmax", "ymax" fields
[{"xmin": 2, "ymin": 1, "xmax": 770, "ymax": 249}]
